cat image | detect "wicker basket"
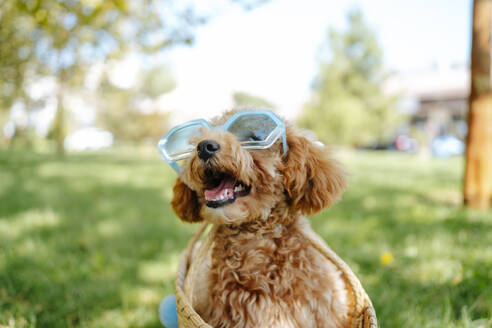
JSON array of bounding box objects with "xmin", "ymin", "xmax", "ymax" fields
[{"xmin": 175, "ymin": 223, "xmax": 378, "ymax": 328}]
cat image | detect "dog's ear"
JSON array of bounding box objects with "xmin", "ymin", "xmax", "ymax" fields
[
  {"xmin": 171, "ymin": 178, "xmax": 203, "ymax": 222},
  {"xmin": 282, "ymin": 127, "xmax": 346, "ymax": 215}
]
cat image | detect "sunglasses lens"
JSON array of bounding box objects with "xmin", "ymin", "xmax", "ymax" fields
[
  {"xmin": 164, "ymin": 124, "xmax": 204, "ymax": 160},
  {"xmin": 227, "ymin": 114, "xmax": 277, "ymax": 142}
]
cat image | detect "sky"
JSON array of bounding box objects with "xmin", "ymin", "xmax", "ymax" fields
[{"xmin": 159, "ymin": 0, "xmax": 472, "ymax": 122}]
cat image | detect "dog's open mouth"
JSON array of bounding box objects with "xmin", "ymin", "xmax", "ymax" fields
[{"xmin": 204, "ymin": 173, "xmax": 250, "ymax": 208}]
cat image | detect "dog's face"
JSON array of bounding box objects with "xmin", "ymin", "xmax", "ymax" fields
[{"xmin": 171, "ymin": 109, "xmax": 346, "ymax": 226}]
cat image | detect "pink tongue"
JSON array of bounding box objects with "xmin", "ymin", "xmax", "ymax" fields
[{"xmin": 204, "ymin": 177, "xmax": 236, "ymax": 199}]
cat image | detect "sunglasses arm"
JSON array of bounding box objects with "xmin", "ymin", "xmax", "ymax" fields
[
  {"xmin": 158, "ymin": 142, "xmax": 182, "ymax": 173},
  {"xmin": 281, "ymin": 133, "xmax": 288, "ymax": 154},
  {"xmin": 169, "ymin": 162, "xmax": 181, "ymax": 173}
]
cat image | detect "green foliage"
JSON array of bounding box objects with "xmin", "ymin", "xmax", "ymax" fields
[
  {"xmin": 0, "ymin": 1, "xmax": 31, "ymax": 112},
  {"xmin": 1, "ymin": 149, "xmax": 491, "ymax": 327},
  {"xmin": 11, "ymin": 0, "xmax": 203, "ymax": 76},
  {"xmin": 142, "ymin": 66, "xmax": 177, "ymax": 99},
  {"xmin": 99, "ymin": 106, "xmax": 171, "ymax": 145},
  {"xmin": 96, "ymin": 66, "xmax": 175, "ymax": 144},
  {"xmin": 233, "ymin": 91, "xmax": 276, "ymax": 109},
  {"xmin": 299, "ymin": 9, "xmax": 400, "ymax": 146}
]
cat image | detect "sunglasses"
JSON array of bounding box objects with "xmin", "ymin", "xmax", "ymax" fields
[{"xmin": 157, "ymin": 110, "xmax": 288, "ymax": 172}]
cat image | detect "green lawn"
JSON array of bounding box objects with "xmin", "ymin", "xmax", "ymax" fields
[{"xmin": 1, "ymin": 149, "xmax": 491, "ymax": 328}]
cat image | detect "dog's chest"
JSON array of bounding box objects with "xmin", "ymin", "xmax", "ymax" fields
[
  {"xmin": 214, "ymin": 231, "xmax": 307, "ymax": 291},
  {"xmin": 185, "ymin": 224, "xmax": 350, "ymax": 328}
]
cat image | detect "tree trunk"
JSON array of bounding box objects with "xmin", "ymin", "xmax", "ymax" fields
[
  {"xmin": 54, "ymin": 79, "xmax": 66, "ymax": 156},
  {"xmin": 464, "ymin": 0, "xmax": 492, "ymax": 209}
]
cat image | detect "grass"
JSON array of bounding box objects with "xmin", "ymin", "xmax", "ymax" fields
[{"xmin": 0, "ymin": 148, "xmax": 491, "ymax": 328}]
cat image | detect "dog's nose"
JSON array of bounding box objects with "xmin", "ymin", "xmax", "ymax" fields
[{"xmin": 197, "ymin": 140, "xmax": 220, "ymax": 160}]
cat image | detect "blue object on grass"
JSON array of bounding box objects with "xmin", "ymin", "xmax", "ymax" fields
[{"xmin": 159, "ymin": 294, "xmax": 178, "ymax": 328}]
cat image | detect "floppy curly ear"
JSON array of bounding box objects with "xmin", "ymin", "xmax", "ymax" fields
[
  {"xmin": 282, "ymin": 127, "xmax": 346, "ymax": 215},
  {"xmin": 171, "ymin": 178, "xmax": 203, "ymax": 222}
]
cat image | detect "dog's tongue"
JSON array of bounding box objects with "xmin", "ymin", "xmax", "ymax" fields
[{"xmin": 204, "ymin": 177, "xmax": 235, "ymax": 199}]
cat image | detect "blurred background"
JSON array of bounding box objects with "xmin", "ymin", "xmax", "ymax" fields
[{"xmin": 1, "ymin": 0, "xmax": 491, "ymax": 327}]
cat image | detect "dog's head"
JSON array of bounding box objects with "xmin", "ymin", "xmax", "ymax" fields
[{"xmin": 171, "ymin": 109, "xmax": 346, "ymax": 226}]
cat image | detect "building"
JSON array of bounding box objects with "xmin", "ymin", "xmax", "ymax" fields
[{"xmin": 384, "ymin": 65, "xmax": 469, "ymax": 141}]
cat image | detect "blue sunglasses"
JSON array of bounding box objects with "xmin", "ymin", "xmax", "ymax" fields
[{"xmin": 157, "ymin": 110, "xmax": 288, "ymax": 172}]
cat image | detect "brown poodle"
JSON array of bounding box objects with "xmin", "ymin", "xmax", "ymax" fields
[{"xmin": 171, "ymin": 108, "xmax": 349, "ymax": 328}]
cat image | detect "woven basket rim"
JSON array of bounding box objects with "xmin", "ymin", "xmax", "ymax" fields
[{"xmin": 175, "ymin": 223, "xmax": 378, "ymax": 328}]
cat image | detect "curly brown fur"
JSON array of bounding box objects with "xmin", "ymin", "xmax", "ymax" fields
[{"xmin": 171, "ymin": 108, "xmax": 349, "ymax": 328}]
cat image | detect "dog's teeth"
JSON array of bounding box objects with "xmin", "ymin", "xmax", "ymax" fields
[{"xmin": 234, "ymin": 186, "xmax": 238, "ymax": 192}]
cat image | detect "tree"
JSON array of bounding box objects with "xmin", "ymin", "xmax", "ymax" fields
[
  {"xmin": 464, "ymin": 0, "xmax": 492, "ymax": 209},
  {"xmin": 0, "ymin": 2, "xmax": 32, "ymax": 122},
  {"xmin": 298, "ymin": 9, "xmax": 398, "ymax": 147},
  {"xmin": 1, "ymin": 0, "xmax": 270, "ymax": 154},
  {"xmin": 11, "ymin": 0, "xmax": 207, "ymax": 155},
  {"xmin": 233, "ymin": 91, "xmax": 276, "ymax": 108},
  {"xmin": 97, "ymin": 65, "xmax": 175, "ymax": 144}
]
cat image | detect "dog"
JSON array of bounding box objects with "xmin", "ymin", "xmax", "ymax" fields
[{"xmin": 170, "ymin": 108, "xmax": 350, "ymax": 328}]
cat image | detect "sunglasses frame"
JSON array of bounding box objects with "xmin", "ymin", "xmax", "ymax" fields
[{"xmin": 157, "ymin": 110, "xmax": 288, "ymax": 173}]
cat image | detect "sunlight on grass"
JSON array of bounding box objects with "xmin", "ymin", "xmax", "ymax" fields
[
  {"xmin": 0, "ymin": 208, "xmax": 60, "ymax": 240},
  {"xmin": 14, "ymin": 238, "xmax": 51, "ymax": 258},
  {"xmin": 123, "ymin": 286, "xmax": 163, "ymax": 306},
  {"xmin": 404, "ymin": 258, "xmax": 463, "ymax": 284},
  {"xmin": 89, "ymin": 307, "xmax": 156, "ymax": 328},
  {"xmin": 138, "ymin": 254, "xmax": 181, "ymax": 284},
  {"xmin": 96, "ymin": 219, "xmax": 124, "ymax": 238}
]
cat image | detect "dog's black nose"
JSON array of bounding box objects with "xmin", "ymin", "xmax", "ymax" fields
[{"xmin": 197, "ymin": 140, "xmax": 220, "ymax": 160}]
